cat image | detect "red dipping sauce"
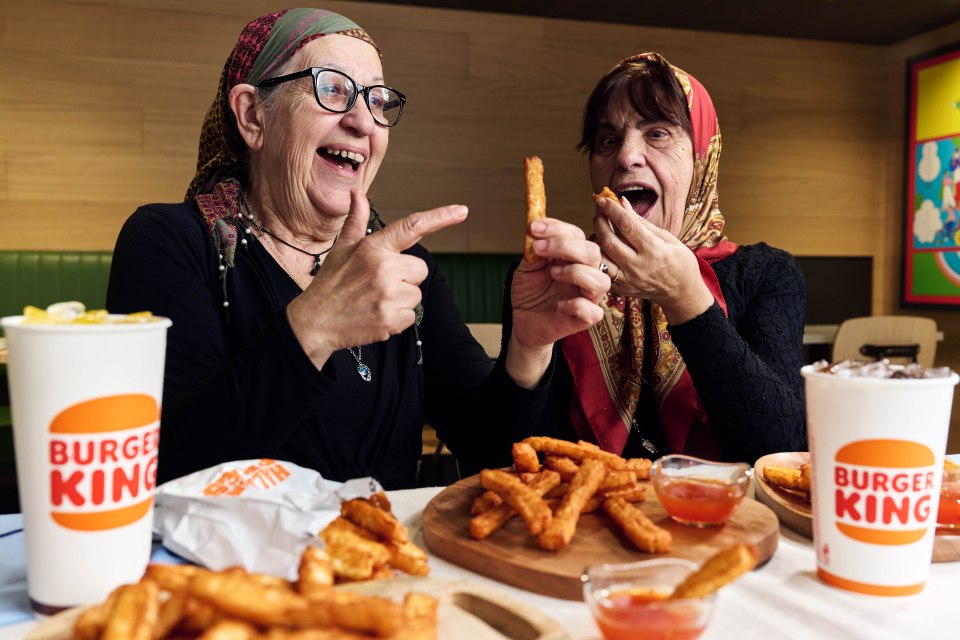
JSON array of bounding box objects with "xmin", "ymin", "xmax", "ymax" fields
[
  {"xmin": 591, "ymin": 588, "xmax": 710, "ymax": 640},
  {"xmin": 655, "ymin": 477, "xmax": 747, "ymax": 526},
  {"xmin": 938, "ymin": 468, "xmax": 960, "ymax": 528}
]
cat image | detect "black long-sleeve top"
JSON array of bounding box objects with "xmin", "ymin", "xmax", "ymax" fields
[
  {"xmin": 106, "ymin": 201, "xmax": 549, "ymax": 488},
  {"xmin": 500, "ymin": 242, "xmax": 808, "ymax": 465}
]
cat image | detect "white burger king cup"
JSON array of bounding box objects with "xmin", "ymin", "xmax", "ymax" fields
[
  {"xmin": 802, "ymin": 364, "xmax": 958, "ymax": 596},
  {"xmin": 1, "ymin": 314, "xmax": 171, "ymax": 614}
]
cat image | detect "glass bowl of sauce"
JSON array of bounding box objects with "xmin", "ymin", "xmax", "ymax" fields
[
  {"xmin": 938, "ymin": 463, "xmax": 960, "ymax": 530},
  {"xmin": 651, "ymin": 454, "xmax": 750, "ymax": 527},
  {"xmin": 582, "ymin": 559, "xmax": 716, "ymax": 640}
]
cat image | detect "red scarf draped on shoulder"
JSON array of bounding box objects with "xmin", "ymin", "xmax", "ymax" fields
[{"xmin": 563, "ymin": 53, "xmax": 737, "ymax": 459}]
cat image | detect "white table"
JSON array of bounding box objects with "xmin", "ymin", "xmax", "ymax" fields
[{"xmin": 1, "ymin": 488, "xmax": 958, "ymax": 640}]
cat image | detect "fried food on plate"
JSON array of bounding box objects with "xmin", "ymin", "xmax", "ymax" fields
[
  {"xmin": 538, "ymin": 459, "xmax": 608, "ymax": 550},
  {"xmin": 479, "ymin": 468, "xmax": 553, "ymax": 535},
  {"xmin": 512, "ymin": 441, "xmax": 541, "ymax": 473},
  {"xmin": 77, "ymin": 546, "xmax": 438, "ymax": 640},
  {"xmin": 763, "ymin": 463, "xmax": 810, "ymax": 494},
  {"xmin": 523, "ymin": 156, "xmax": 546, "ymax": 262},
  {"xmin": 470, "ymin": 469, "xmax": 561, "ymax": 539},
  {"xmin": 602, "ymin": 496, "xmax": 671, "ymax": 554},
  {"xmin": 523, "ymin": 436, "xmax": 627, "ymax": 470},
  {"xmin": 670, "ymin": 544, "xmax": 759, "ymax": 599},
  {"xmin": 341, "ymin": 497, "xmax": 409, "ymax": 544}
]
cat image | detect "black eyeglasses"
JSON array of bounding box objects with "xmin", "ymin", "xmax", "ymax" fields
[{"xmin": 257, "ymin": 67, "xmax": 406, "ymax": 127}]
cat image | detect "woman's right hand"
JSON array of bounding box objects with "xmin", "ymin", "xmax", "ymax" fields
[{"xmin": 287, "ymin": 191, "xmax": 467, "ymax": 368}]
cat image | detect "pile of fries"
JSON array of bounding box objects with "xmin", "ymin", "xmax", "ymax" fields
[
  {"xmin": 74, "ymin": 492, "xmax": 434, "ymax": 640},
  {"xmin": 319, "ymin": 492, "xmax": 429, "ymax": 582},
  {"xmin": 469, "ymin": 436, "xmax": 672, "ymax": 553},
  {"xmin": 74, "ymin": 548, "xmax": 435, "ymax": 640}
]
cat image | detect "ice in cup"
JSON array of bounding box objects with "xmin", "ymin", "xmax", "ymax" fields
[
  {"xmin": 802, "ymin": 363, "xmax": 958, "ymax": 596},
  {"xmin": 2, "ymin": 304, "xmax": 171, "ymax": 613}
]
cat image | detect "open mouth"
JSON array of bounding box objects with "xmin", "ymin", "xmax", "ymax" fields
[
  {"xmin": 318, "ymin": 147, "xmax": 366, "ymax": 172},
  {"xmin": 617, "ymin": 186, "xmax": 658, "ymax": 218}
]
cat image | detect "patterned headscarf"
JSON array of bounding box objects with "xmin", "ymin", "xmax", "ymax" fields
[
  {"xmin": 186, "ymin": 8, "xmax": 381, "ymax": 199},
  {"xmin": 563, "ymin": 53, "xmax": 737, "ymax": 459}
]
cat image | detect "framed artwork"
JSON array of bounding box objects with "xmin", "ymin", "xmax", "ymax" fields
[{"xmin": 903, "ymin": 42, "xmax": 960, "ymax": 306}]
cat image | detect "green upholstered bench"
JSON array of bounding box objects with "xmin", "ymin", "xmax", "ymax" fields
[{"xmin": 0, "ymin": 250, "xmax": 113, "ymax": 512}]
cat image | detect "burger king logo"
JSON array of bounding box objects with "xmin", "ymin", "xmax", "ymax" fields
[
  {"xmin": 48, "ymin": 393, "xmax": 160, "ymax": 531},
  {"xmin": 833, "ymin": 439, "xmax": 936, "ymax": 545}
]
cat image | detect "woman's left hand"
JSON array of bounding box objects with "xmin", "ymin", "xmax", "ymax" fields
[
  {"xmin": 594, "ymin": 196, "xmax": 714, "ymax": 324},
  {"xmin": 506, "ymin": 218, "xmax": 609, "ymax": 387}
]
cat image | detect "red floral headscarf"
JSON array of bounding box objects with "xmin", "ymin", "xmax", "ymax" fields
[{"xmin": 563, "ymin": 53, "xmax": 738, "ymax": 459}]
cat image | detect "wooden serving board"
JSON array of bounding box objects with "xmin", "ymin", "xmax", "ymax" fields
[
  {"xmin": 27, "ymin": 577, "xmax": 570, "ymax": 640},
  {"xmin": 754, "ymin": 452, "xmax": 960, "ymax": 563},
  {"xmin": 422, "ymin": 474, "xmax": 779, "ymax": 601}
]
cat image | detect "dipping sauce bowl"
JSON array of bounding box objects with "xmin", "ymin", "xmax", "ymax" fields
[
  {"xmin": 938, "ymin": 464, "xmax": 960, "ymax": 530},
  {"xmin": 651, "ymin": 454, "xmax": 750, "ymax": 527},
  {"xmin": 582, "ymin": 559, "xmax": 716, "ymax": 640}
]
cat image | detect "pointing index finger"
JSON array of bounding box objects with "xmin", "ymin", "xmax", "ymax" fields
[{"xmin": 371, "ymin": 205, "xmax": 469, "ymax": 252}]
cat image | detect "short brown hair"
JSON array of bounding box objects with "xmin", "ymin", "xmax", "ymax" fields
[{"xmin": 578, "ymin": 54, "xmax": 691, "ymax": 155}]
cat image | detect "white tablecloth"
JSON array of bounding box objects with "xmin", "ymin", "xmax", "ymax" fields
[{"xmin": 2, "ymin": 487, "xmax": 958, "ymax": 639}]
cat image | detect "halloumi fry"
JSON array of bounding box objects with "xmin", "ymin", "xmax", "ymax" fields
[
  {"xmin": 523, "ymin": 156, "xmax": 546, "ymax": 263},
  {"xmin": 593, "ymin": 186, "xmax": 618, "ymax": 203},
  {"xmin": 671, "ymin": 544, "xmax": 759, "ymax": 599},
  {"xmin": 101, "ymin": 581, "xmax": 159, "ymax": 640},
  {"xmin": 74, "ymin": 601, "xmax": 112, "ymax": 640},
  {"xmin": 544, "ymin": 455, "xmax": 580, "ymax": 481},
  {"xmin": 293, "ymin": 591, "xmax": 404, "ymax": 637},
  {"xmin": 624, "ymin": 458, "xmax": 652, "ymax": 480},
  {"xmin": 603, "ymin": 497, "xmax": 671, "ymax": 553},
  {"xmin": 368, "ymin": 491, "xmax": 393, "ymax": 514},
  {"xmin": 538, "ymin": 459, "xmax": 607, "ymax": 550},
  {"xmin": 320, "ymin": 518, "xmax": 391, "ymax": 566},
  {"xmin": 327, "ymin": 543, "xmax": 378, "ymax": 582},
  {"xmin": 480, "ymin": 469, "xmax": 553, "ymax": 535},
  {"xmin": 341, "ymin": 498, "xmax": 408, "ymax": 544},
  {"xmin": 470, "ymin": 470, "xmax": 560, "ymax": 539},
  {"xmin": 297, "ymin": 545, "xmax": 334, "ymax": 597},
  {"xmin": 189, "ymin": 571, "xmax": 308, "ymax": 628},
  {"xmin": 470, "ymin": 490, "xmax": 504, "ymax": 515},
  {"xmin": 155, "ymin": 590, "xmax": 187, "ymax": 639},
  {"xmin": 523, "ymin": 436, "xmax": 627, "ymax": 470},
  {"xmin": 385, "ymin": 540, "xmax": 430, "ymax": 576},
  {"xmin": 196, "ymin": 619, "xmax": 259, "ymax": 640},
  {"xmin": 763, "ymin": 464, "xmax": 809, "ymax": 493},
  {"xmin": 512, "ymin": 441, "xmax": 541, "ymax": 472},
  {"xmin": 143, "ymin": 563, "xmax": 207, "ymax": 594}
]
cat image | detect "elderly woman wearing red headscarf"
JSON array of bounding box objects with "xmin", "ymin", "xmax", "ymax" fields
[
  {"xmin": 506, "ymin": 53, "xmax": 806, "ymax": 464},
  {"xmin": 106, "ymin": 8, "xmax": 609, "ymax": 487}
]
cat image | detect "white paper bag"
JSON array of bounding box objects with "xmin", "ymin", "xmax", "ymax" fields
[{"xmin": 154, "ymin": 458, "xmax": 382, "ymax": 579}]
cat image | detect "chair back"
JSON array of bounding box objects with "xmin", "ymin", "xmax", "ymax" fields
[
  {"xmin": 466, "ymin": 323, "xmax": 502, "ymax": 359},
  {"xmin": 831, "ymin": 316, "xmax": 938, "ymax": 367}
]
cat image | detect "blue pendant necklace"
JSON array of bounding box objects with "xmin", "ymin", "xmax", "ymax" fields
[{"xmin": 348, "ymin": 346, "xmax": 372, "ymax": 382}]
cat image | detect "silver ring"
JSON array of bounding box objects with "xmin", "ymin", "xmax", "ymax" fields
[
  {"xmin": 600, "ymin": 262, "xmax": 609, "ymax": 275},
  {"xmin": 610, "ymin": 266, "xmax": 621, "ymax": 288}
]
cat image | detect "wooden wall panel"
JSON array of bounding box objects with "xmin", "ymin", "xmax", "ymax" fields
[{"xmin": 0, "ymin": 0, "xmax": 894, "ymax": 257}]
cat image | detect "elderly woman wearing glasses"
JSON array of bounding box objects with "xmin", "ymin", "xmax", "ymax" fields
[{"xmin": 106, "ymin": 8, "xmax": 609, "ymax": 487}]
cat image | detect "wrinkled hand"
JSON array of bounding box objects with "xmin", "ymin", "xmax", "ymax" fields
[
  {"xmin": 289, "ymin": 191, "xmax": 468, "ymax": 366},
  {"xmin": 594, "ymin": 197, "xmax": 713, "ymax": 324},
  {"xmin": 510, "ymin": 218, "xmax": 609, "ymax": 350}
]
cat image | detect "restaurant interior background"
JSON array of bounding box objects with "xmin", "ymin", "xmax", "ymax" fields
[{"xmin": 3, "ymin": 0, "xmax": 960, "ymax": 455}]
